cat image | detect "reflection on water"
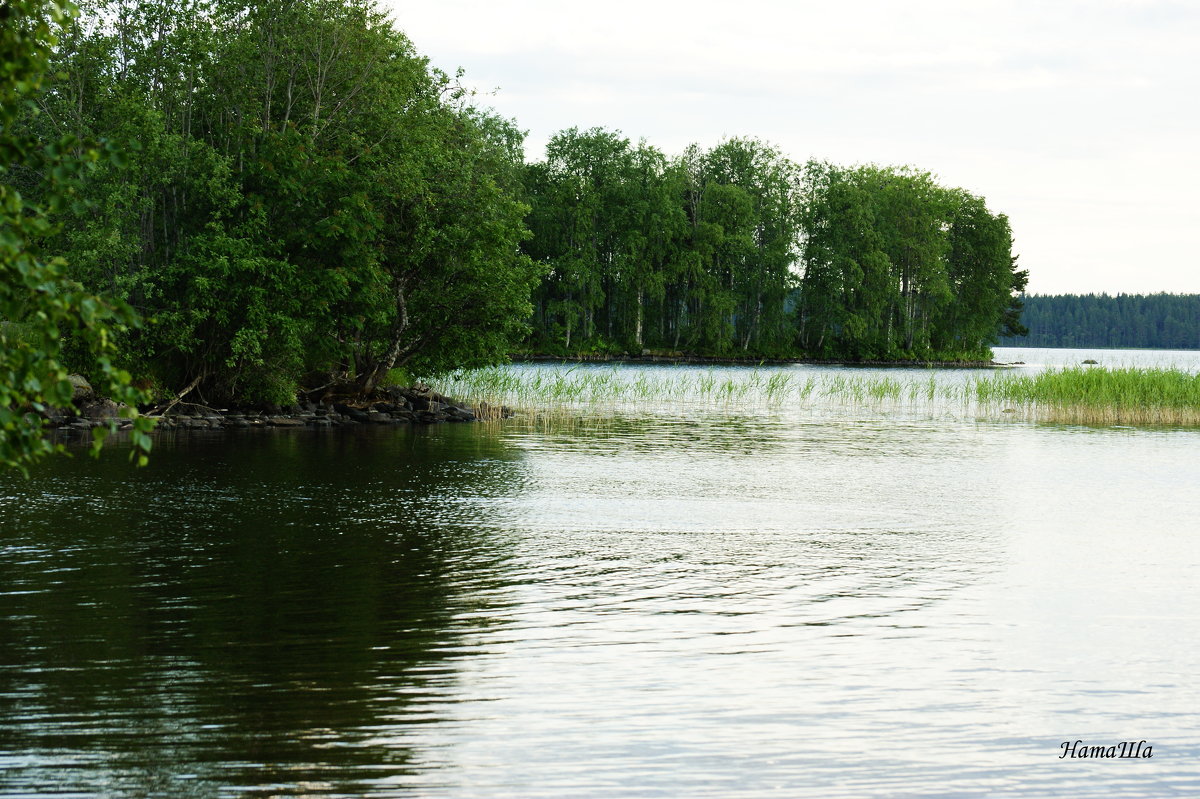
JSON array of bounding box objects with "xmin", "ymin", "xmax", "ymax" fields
[
  {"xmin": 1, "ymin": 429, "xmax": 523, "ymax": 797},
  {"xmin": 3, "ymin": 349, "xmax": 1200, "ymax": 797}
]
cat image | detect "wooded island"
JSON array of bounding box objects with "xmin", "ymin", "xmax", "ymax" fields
[{"xmin": 3, "ymin": 0, "xmax": 1029, "ymax": 470}]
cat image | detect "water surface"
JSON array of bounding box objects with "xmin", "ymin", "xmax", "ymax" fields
[{"xmin": 2, "ymin": 347, "xmax": 1198, "ymax": 797}]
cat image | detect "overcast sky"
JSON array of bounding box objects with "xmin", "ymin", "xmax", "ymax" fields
[{"xmin": 384, "ymin": 0, "xmax": 1199, "ymax": 295}]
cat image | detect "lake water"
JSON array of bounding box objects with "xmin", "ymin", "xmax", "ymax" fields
[{"xmin": 2, "ymin": 347, "xmax": 1199, "ymax": 797}]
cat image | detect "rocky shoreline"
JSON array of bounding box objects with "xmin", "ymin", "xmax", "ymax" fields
[{"xmin": 45, "ymin": 382, "xmax": 507, "ymax": 433}]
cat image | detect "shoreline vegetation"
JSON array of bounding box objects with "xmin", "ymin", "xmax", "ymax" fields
[
  {"xmin": 3, "ymin": 0, "xmax": 1196, "ymax": 470},
  {"xmin": 429, "ymin": 364, "xmax": 1200, "ymax": 428},
  {"xmin": 11, "ymin": 0, "xmax": 1023, "ymax": 412}
]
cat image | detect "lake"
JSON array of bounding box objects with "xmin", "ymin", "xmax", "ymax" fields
[{"xmin": 2, "ymin": 347, "xmax": 1199, "ymax": 797}]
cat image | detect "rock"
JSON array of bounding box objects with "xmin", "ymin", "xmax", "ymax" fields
[
  {"xmin": 333, "ymin": 402, "xmax": 373, "ymax": 422},
  {"xmin": 398, "ymin": 388, "xmax": 436, "ymax": 411},
  {"xmin": 80, "ymin": 398, "xmax": 123, "ymax": 420},
  {"xmin": 267, "ymin": 416, "xmax": 306, "ymax": 427},
  {"xmin": 39, "ymin": 405, "xmax": 70, "ymax": 425},
  {"xmin": 367, "ymin": 411, "xmax": 394, "ymax": 424},
  {"xmin": 447, "ymin": 406, "xmax": 476, "ymax": 422},
  {"xmin": 1082, "ymin": 359, "xmax": 1099, "ymax": 364},
  {"xmin": 382, "ymin": 386, "xmax": 411, "ymax": 407},
  {"xmin": 67, "ymin": 374, "xmax": 94, "ymax": 402}
]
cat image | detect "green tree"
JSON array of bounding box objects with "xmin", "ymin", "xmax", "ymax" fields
[
  {"xmin": 32, "ymin": 0, "xmax": 539, "ymax": 404},
  {"xmin": 797, "ymin": 161, "xmax": 891, "ymax": 357},
  {"xmin": 932, "ymin": 190, "xmax": 1026, "ymax": 357},
  {"xmin": 1, "ymin": 0, "xmax": 153, "ymax": 475}
]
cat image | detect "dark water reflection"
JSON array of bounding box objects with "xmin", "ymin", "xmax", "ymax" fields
[
  {"xmin": 2, "ymin": 411, "xmax": 1199, "ymax": 797},
  {"xmin": 1, "ymin": 428, "xmax": 523, "ymax": 797}
]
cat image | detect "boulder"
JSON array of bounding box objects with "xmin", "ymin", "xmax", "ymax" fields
[
  {"xmin": 67, "ymin": 374, "xmax": 94, "ymax": 402},
  {"xmin": 267, "ymin": 416, "xmax": 306, "ymax": 427},
  {"xmin": 80, "ymin": 398, "xmax": 123, "ymax": 420}
]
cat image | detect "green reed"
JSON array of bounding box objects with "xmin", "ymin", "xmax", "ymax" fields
[
  {"xmin": 967, "ymin": 366, "xmax": 1200, "ymax": 425},
  {"xmin": 430, "ymin": 364, "xmax": 1200, "ymax": 427}
]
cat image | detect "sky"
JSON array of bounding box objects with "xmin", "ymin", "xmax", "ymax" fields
[{"xmin": 384, "ymin": 0, "xmax": 1200, "ymax": 295}]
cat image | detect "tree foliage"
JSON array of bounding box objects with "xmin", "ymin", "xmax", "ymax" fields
[
  {"xmin": 1, "ymin": 0, "xmax": 153, "ymax": 475},
  {"xmin": 28, "ymin": 0, "xmax": 540, "ymax": 405},
  {"xmin": 797, "ymin": 163, "xmax": 1026, "ymax": 359},
  {"xmin": 525, "ymin": 131, "xmax": 804, "ymax": 356},
  {"xmin": 1002, "ymin": 294, "xmax": 1200, "ymax": 350},
  {"xmin": 5, "ymin": 0, "xmax": 1032, "ymax": 479},
  {"xmin": 524, "ymin": 140, "xmax": 1024, "ymax": 360}
]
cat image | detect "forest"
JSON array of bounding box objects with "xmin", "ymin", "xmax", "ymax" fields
[
  {"xmin": 523, "ymin": 131, "xmax": 1026, "ymax": 361},
  {"xmin": 4, "ymin": 0, "xmax": 1027, "ymax": 469},
  {"xmin": 1001, "ymin": 294, "xmax": 1200, "ymax": 350}
]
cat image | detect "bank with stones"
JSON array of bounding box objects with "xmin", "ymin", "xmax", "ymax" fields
[{"xmin": 45, "ymin": 379, "xmax": 508, "ymax": 434}]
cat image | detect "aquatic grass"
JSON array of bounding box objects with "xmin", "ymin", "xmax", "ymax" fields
[
  {"xmin": 429, "ymin": 364, "xmax": 1200, "ymax": 427},
  {"xmin": 967, "ymin": 366, "xmax": 1200, "ymax": 425}
]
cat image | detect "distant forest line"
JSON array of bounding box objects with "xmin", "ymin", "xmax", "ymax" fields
[{"xmin": 1000, "ymin": 293, "xmax": 1200, "ymax": 350}]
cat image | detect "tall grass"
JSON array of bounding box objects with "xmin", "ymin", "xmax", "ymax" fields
[
  {"xmin": 429, "ymin": 364, "xmax": 1200, "ymax": 427},
  {"xmin": 970, "ymin": 366, "xmax": 1200, "ymax": 425}
]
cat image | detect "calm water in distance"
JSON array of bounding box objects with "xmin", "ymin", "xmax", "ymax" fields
[{"xmin": 2, "ymin": 347, "xmax": 1199, "ymax": 797}]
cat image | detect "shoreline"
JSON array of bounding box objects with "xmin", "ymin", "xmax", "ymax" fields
[
  {"xmin": 510, "ymin": 353, "xmax": 1012, "ymax": 369},
  {"xmin": 44, "ymin": 385, "xmax": 508, "ymax": 435}
]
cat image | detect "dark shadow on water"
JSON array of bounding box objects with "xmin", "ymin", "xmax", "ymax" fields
[{"xmin": 0, "ymin": 425, "xmax": 525, "ymax": 796}]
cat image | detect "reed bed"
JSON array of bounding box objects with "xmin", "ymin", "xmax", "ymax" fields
[
  {"xmin": 969, "ymin": 366, "xmax": 1200, "ymax": 426},
  {"xmin": 429, "ymin": 364, "xmax": 1200, "ymax": 427}
]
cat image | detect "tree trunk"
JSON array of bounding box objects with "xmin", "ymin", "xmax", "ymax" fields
[
  {"xmin": 358, "ymin": 280, "xmax": 409, "ymax": 395},
  {"xmin": 634, "ymin": 288, "xmax": 643, "ymax": 350}
]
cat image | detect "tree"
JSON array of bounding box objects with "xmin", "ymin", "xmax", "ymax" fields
[
  {"xmin": 932, "ymin": 191, "xmax": 1026, "ymax": 356},
  {"xmin": 1, "ymin": 0, "xmax": 153, "ymax": 475},
  {"xmin": 32, "ymin": 0, "xmax": 541, "ymax": 404},
  {"xmin": 796, "ymin": 163, "xmax": 1020, "ymax": 360}
]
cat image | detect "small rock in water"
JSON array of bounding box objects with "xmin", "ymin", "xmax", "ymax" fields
[{"xmin": 267, "ymin": 416, "xmax": 306, "ymax": 427}]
